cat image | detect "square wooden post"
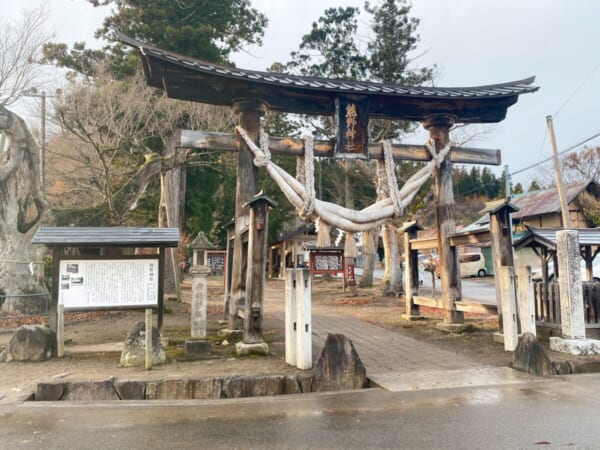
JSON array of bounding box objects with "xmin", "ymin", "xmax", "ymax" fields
[{"xmin": 223, "ymin": 219, "xmax": 235, "ymax": 321}]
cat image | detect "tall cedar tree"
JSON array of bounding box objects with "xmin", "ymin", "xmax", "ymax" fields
[{"xmin": 44, "ymin": 1, "xmax": 267, "ymax": 77}]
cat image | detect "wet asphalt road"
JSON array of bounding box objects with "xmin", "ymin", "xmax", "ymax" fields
[{"xmin": 2, "ymin": 374, "xmax": 600, "ymax": 449}]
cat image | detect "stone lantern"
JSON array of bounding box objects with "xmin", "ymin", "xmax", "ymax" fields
[{"xmin": 189, "ymin": 231, "xmax": 216, "ymax": 269}]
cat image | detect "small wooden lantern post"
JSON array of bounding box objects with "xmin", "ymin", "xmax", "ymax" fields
[
  {"xmin": 485, "ymin": 200, "xmax": 519, "ymax": 331},
  {"xmin": 242, "ymin": 193, "xmax": 277, "ymax": 345},
  {"xmin": 400, "ymin": 221, "xmax": 423, "ymax": 319}
]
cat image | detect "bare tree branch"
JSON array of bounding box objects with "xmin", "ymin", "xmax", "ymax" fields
[{"xmin": 0, "ymin": 5, "xmax": 53, "ymax": 106}]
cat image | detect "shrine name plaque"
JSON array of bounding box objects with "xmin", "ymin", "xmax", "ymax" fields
[{"xmin": 58, "ymin": 259, "xmax": 159, "ymax": 310}]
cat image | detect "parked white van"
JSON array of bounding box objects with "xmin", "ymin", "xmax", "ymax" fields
[{"xmin": 459, "ymin": 253, "xmax": 487, "ymax": 277}]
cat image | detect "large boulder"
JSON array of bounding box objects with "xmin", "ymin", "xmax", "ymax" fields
[
  {"xmin": 311, "ymin": 333, "xmax": 367, "ymax": 392},
  {"xmin": 512, "ymin": 332, "xmax": 556, "ymax": 376},
  {"xmin": 0, "ymin": 325, "xmax": 56, "ymax": 362},
  {"xmin": 120, "ymin": 321, "xmax": 165, "ymax": 367}
]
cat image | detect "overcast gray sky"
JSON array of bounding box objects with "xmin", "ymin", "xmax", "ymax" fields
[{"xmin": 7, "ymin": 0, "xmax": 600, "ymax": 187}]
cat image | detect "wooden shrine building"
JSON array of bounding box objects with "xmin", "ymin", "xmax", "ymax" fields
[{"xmin": 123, "ymin": 35, "xmax": 538, "ymax": 340}]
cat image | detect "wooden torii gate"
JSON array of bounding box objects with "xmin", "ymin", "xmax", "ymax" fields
[{"xmin": 123, "ymin": 35, "xmax": 538, "ymax": 342}]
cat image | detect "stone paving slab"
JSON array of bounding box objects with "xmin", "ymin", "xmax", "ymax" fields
[
  {"xmin": 263, "ymin": 282, "xmax": 517, "ymax": 392},
  {"xmin": 311, "ymin": 312, "xmax": 480, "ymax": 375},
  {"xmin": 368, "ymin": 367, "xmax": 537, "ymax": 392}
]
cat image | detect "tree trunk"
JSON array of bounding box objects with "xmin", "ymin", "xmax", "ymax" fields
[
  {"xmin": 358, "ymin": 228, "xmax": 379, "ymax": 288},
  {"xmin": 0, "ymin": 107, "xmax": 49, "ymax": 313},
  {"xmin": 375, "ymin": 160, "xmax": 402, "ymax": 295},
  {"xmin": 380, "ymin": 222, "xmax": 402, "ymax": 295},
  {"xmin": 158, "ymin": 138, "xmax": 186, "ymax": 298},
  {"xmin": 358, "ymin": 253, "xmax": 376, "ymax": 288}
]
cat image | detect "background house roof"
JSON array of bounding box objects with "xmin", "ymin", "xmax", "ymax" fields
[
  {"xmin": 511, "ymin": 179, "xmax": 600, "ymax": 219},
  {"xmin": 513, "ymin": 225, "xmax": 600, "ymax": 251}
]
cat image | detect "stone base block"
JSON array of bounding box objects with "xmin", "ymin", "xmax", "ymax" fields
[
  {"xmin": 493, "ymin": 332, "xmax": 505, "ymax": 344},
  {"xmin": 218, "ymin": 329, "xmax": 243, "ymax": 339},
  {"xmin": 401, "ymin": 313, "xmax": 425, "ymax": 321},
  {"xmin": 436, "ymin": 323, "xmax": 466, "ymax": 333},
  {"xmin": 235, "ymin": 341, "xmax": 269, "ymax": 356},
  {"xmin": 185, "ymin": 339, "xmax": 212, "ymax": 357},
  {"xmin": 549, "ymin": 337, "xmax": 600, "ymax": 355}
]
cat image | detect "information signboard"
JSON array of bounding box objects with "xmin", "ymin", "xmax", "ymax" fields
[
  {"xmin": 309, "ymin": 251, "xmax": 344, "ymax": 275},
  {"xmin": 58, "ymin": 259, "xmax": 159, "ymax": 310}
]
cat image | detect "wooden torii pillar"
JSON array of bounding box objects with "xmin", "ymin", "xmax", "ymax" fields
[
  {"xmin": 424, "ymin": 114, "xmax": 464, "ymax": 332},
  {"xmin": 228, "ymin": 100, "xmax": 267, "ymax": 331}
]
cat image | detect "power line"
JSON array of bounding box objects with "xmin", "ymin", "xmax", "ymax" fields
[
  {"xmin": 453, "ymin": 130, "xmax": 600, "ymax": 199},
  {"xmin": 554, "ymin": 60, "xmax": 600, "ymax": 117},
  {"xmin": 511, "ymin": 130, "xmax": 600, "ymax": 177}
]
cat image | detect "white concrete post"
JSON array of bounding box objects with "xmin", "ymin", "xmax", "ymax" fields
[
  {"xmin": 296, "ymin": 268, "xmax": 312, "ymax": 370},
  {"xmin": 285, "ymin": 269, "xmax": 297, "ymax": 366},
  {"xmin": 191, "ymin": 265, "xmax": 210, "ymax": 338},
  {"xmin": 557, "ymin": 230, "xmax": 586, "ymax": 339},
  {"xmin": 145, "ymin": 308, "xmax": 153, "ymax": 370},
  {"xmin": 499, "ymin": 266, "xmax": 519, "ymax": 351},
  {"xmin": 517, "ymin": 266, "xmax": 536, "ymax": 336}
]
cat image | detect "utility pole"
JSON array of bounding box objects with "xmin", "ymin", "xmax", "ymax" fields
[
  {"xmin": 504, "ymin": 164, "xmax": 511, "ymax": 200},
  {"xmin": 546, "ymin": 115, "xmax": 571, "ymax": 228},
  {"xmin": 24, "ymin": 88, "xmax": 51, "ymax": 194}
]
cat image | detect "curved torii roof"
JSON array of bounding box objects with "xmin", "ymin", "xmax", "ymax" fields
[{"xmin": 121, "ymin": 35, "xmax": 538, "ymax": 123}]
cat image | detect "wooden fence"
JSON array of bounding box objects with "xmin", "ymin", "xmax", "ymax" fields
[{"xmin": 534, "ymin": 282, "xmax": 600, "ymax": 328}]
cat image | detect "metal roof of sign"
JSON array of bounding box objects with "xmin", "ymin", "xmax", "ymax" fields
[{"xmin": 32, "ymin": 227, "xmax": 180, "ymax": 247}]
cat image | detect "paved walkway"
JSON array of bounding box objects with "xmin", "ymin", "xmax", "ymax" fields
[{"xmin": 263, "ymin": 280, "xmax": 535, "ymax": 392}]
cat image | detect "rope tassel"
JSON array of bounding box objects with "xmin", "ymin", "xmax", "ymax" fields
[
  {"xmin": 316, "ymin": 219, "xmax": 331, "ymax": 248},
  {"xmin": 344, "ymin": 232, "xmax": 357, "ymax": 258}
]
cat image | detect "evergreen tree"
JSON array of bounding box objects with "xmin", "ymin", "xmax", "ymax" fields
[
  {"xmin": 287, "ymin": 7, "xmax": 367, "ymax": 81},
  {"xmin": 528, "ymin": 180, "xmax": 542, "ymax": 192},
  {"xmin": 366, "ymin": 0, "xmax": 434, "ymax": 85},
  {"xmin": 44, "ymin": 0, "xmax": 268, "ymax": 77},
  {"xmin": 512, "ymin": 182, "xmax": 524, "ymax": 195},
  {"xmin": 480, "ymin": 167, "xmax": 500, "ymax": 198}
]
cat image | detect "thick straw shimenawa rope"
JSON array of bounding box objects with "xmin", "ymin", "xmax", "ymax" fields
[{"xmin": 235, "ymin": 126, "xmax": 451, "ymax": 236}]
